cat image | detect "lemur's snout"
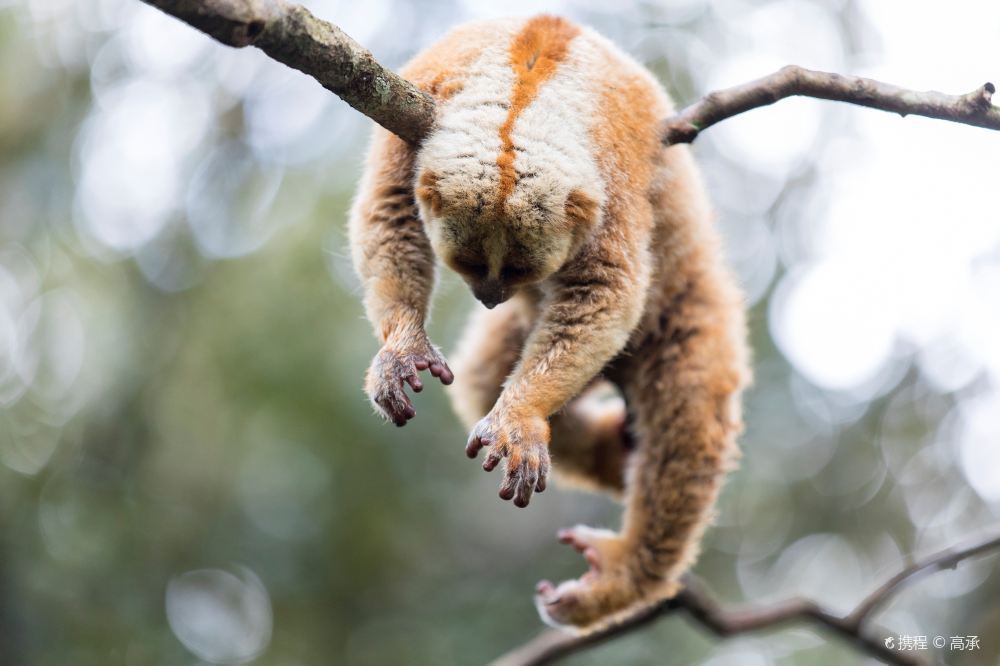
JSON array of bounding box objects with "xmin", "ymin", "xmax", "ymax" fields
[{"xmin": 473, "ymin": 280, "xmax": 506, "ymax": 309}]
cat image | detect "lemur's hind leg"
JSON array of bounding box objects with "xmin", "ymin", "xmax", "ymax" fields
[
  {"xmin": 536, "ymin": 289, "xmax": 747, "ymax": 630},
  {"xmin": 447, "ymin": 296, "xmax": 534, "ymax": 430},
  {"xmin": 549, "ymin": 386, "xmax": 630, "ymax": 497},
  {"xmin": 448, "ymin": 295, "xmax": 631, "ymax": 495}
]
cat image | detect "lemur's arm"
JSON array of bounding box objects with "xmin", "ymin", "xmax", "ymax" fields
[
  {"xmin": 349, "ymin": 131, "xmax": 453, "ymax": 426},
  {"xmin": 466, "ymin": 210, "xmax": 652, "ymax": 505}
]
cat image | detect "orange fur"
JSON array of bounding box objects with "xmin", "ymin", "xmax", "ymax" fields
[
  {"xmin": 496, "ymin": 16, "xmax": 580, "ymax": 204},
  {"xmin": 350, "ymin": 16, "xmax": 750, "ymax": 632}
]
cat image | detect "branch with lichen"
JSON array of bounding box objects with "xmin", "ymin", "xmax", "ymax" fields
[
  {"xmin": 140, "ymin": 0, "xmax": 435, "ymax": 144},
  {"xmin": 490, "ymin": 530, "xmax": 1000, "ymax": 666}
]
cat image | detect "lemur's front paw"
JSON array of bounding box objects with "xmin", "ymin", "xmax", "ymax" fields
[
  {"xmin": 365, "ymin": 336, "xmax": 453, "ymax": 427},
  {"xmin": 466, "ymin": 408, "xmax": 551, "ymax": 507},
  {"xmin": 535, "ymin": 525, "xmax": 655, "ymax": 629}
]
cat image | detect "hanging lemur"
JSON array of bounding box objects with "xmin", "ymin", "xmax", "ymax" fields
[{"xmin": 349, "ymin": 15, "xmax": 750, "ymax": 630}]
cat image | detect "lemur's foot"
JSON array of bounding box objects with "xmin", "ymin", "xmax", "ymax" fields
[
  {"xmin": 466, "ymin": 407, "xmax": 550, "ymax": 507},
  {"xmin": 365, "ymin": 336, "xmax": 453, "ymax": 426},
  {"xmin": 535, "ymin": 525, "xmax": 659, "ymax": 629}
]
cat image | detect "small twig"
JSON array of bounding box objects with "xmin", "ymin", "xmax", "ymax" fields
[
  {"xmin": 662, "ymin": 65, "xmax": 1000, "ymax": 144},
  {"xmin": 140, "ymin": 0, "xmax": 435, "ymax": 144},
  {"xmin": 492, "ymin": 530, "xmax": 1000, "ymax": 666},
  {"xmin": 847, "ymin": 531, "xmax": 1000, "ymax": 628}
]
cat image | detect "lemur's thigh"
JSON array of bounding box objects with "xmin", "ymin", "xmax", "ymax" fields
[
  {"xmin": 447, "ymin": 300, "xmax": 532, "ymax": 429},
  {"xmin": 616, "ymin": 315, "xmax": 744, "ymax": 587},
  {"xmin": 549, "ymin": 383, "xmax": 630, "ymax": 496}
]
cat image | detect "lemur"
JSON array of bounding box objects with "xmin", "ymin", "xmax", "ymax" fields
[{"xmin": 349, "ymin": 15, "xmax": 750, "ymax": 630}]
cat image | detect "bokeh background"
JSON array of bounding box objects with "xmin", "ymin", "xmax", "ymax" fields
[{"xmin": 1, "ymin": 0, "xmax": 999, "ymax": 664}]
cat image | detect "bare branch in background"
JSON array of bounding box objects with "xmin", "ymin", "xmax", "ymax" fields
[
  {"xmin": 662, "ymin": 66, "xmax": 1000, "ymax": 145},
  {"xmin": 140, "ymin": 0, "xmax": 435, "ymax": 144},
  {"xmin": 491, "ymin": 530, "xmax": 1000, "ymax": 666}
]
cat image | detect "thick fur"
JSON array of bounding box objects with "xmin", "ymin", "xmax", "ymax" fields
[{"xmin": 349, "ymin": 15, "xmax": 750, "ymax": 631}]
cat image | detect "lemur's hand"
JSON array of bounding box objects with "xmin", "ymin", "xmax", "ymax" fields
[
  {"xmin": 466, "ymin": 404, "xmax": 551, "ymax": 507},
  {"xmin": 365, "ymin": 334, "xmax": 453, "ymax": 427}
]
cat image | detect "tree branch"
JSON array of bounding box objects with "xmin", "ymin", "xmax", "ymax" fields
[
  {"xmin": 492, "ymin": 530, "xmax": 1000, "ymax": 666},
  {"xmin": 140, "ymin": 2, "xmax": 999, "ymax": 149},
  {"xmin": 140, "ymin": 0, "xmax": 435, "ymax": 144},
  {"xmin": 662, "ymin": 65, "xmax": 1000, "ymax": 144}
]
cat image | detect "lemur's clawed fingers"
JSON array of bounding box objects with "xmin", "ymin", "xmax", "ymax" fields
[
  {"xmin": 466, "ymin": 409, "xmax": 550, "ymax": 507},
  {"xmin": 414, "ymin": 357, "xmax": 455, "ymax": 385},
  {"xmin": 365, "ymin": 337, "xmax": 452, "ymax": 427},
  {"xmin": 404, "ymin": 373, "xmax": 423, "ymax": 393},
  {"xmin": 465, "ymin": 430, "xmax": 489, "ymax": 459},
  {"xmin": 498, "ymin": 444, "xmax": 549, "ymax": 507},
  {"xmin": 482, "ymin": 447, "xmax": 502, "ymax": 470},
  {"xmin": 367, "ymin": 354, "xmax": 417, "ymax": 427}
]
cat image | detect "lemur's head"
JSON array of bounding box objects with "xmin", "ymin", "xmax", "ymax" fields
[
  {"xmin": 412, "ymin": 14, "xmax": 606, "ymax": 308},
  {"xmin": 415, "ymin": 165, "xmax": 601, "ymax": 309}
]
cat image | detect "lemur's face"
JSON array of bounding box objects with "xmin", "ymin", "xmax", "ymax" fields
[{"xmin": 416, "ymin": 168, "xmax": 599, "ymax": 309}]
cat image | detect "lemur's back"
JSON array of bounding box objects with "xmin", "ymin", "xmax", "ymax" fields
[{"xmin": 402, "ymin": 16, "xmax": 675, "ymax": 230}]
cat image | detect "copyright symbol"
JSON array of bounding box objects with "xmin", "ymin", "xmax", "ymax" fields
[{"xmin": 933, "ymin": 636, "xmax": 946, "ymax": 648}]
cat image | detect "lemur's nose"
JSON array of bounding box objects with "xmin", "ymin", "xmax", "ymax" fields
[{"xmin": 474, "ymin": 280, "xmax": 505, "ymax": 309}]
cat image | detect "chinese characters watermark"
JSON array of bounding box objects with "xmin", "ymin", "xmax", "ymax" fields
[{"xmin": 884, "ymin": 635, "xmax": 981, "ymax": 651}]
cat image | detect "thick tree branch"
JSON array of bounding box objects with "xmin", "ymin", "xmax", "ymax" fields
[
  {"xmin": 140, "ymin": 0, "xmax": 435, "ymax": 144},
  {"xmin": 492, "ymin": 530, "xmax": 1000, "ymax": 666},
  {"xmin": 662, "ymin": 66, "xmax": 1000, "ymax": 144},
  {"xmin": 140, "ymin": 2, "xmax": 999, "ymax": 148}
]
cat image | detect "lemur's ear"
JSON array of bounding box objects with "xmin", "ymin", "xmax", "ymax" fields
[
  {"xmin": 416, "ymin": 170, "xmax": 443, "ymax": 216},
  {"xmin": 564, "ymin": 188, "xmax": 600, "ymax": 228}
]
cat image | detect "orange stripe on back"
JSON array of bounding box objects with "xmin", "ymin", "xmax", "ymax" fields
[{"xmin": 496, "ymin": 16, "xmax": 581, "ymax": 206}]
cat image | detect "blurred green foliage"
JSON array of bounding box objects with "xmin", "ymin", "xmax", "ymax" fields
[{"xmin": 0, "ymin": 1, "xmax": 997, "ymax": 665}]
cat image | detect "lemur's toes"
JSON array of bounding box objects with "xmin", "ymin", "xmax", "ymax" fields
[
  {"xmin": 555, "ymin": 526, "xmax": 627, "ymax": 585},
  {"xmin": 534, "ymin": 578, "xmax": 588, "ymax": 627},
  {"xmin": 537, "ymin": 527, "xmax": 646, "ymax": 628},
  {"xmin": 557, "ymin": 525, "xmax": 618, "ymax": 554}
]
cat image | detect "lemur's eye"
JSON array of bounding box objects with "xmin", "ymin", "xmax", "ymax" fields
[
  {"xmin": 501, "ymin": 265, "xmax": 530, "ymax": 280},
  {"xmin": 455, "ymin": 258, "xmax": 487, "ymax": 276}
]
